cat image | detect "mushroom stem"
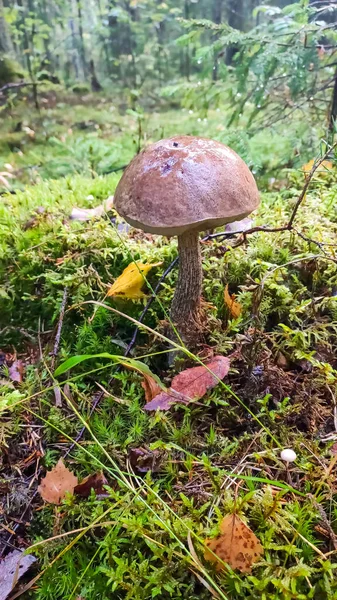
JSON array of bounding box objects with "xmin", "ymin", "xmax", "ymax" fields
[{"xmin": 170, "ymin": 229, "xmax": 204, "ymax": 346}]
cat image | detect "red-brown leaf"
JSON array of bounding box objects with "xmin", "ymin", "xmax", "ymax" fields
[
  {"xmin": 144, "ymin": 355, "xmax": 230, "ymax": 411},
  {"xmin": 141, "ymin": 374, "xmax": 162, "ymax": 403},
  {"xmin": 74, "ymin": 472, "xmax": 108, "ymax": 497},
  {"xmin": 8, "ymin": 360, "xmax": 24, "ymax": 383}
]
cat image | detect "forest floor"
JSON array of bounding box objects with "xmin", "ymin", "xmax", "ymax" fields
[{"xmin": 1, "ymin": 91, "xmax": 337, "ymax": 600}]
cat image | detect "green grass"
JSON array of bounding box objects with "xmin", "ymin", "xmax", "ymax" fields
[
  {"xmin": 1, "ymin": 95, "xmax": 337, "ymax": 599},
  {"xmin": 0, "ymin": 87, "xmax": 322, "ymax": 191}
]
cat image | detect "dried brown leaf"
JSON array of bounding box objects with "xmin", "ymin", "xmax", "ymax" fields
[
  {"xmin": 224, "ymin": 285, "xmax": 242, "ymax": 319},
  {"xmin": 38, "ymin": 459, "xmax": 78, "ymax": 504},
  {"xmin": 0, "ymin": 550, "xmax": 36, "ymax": 600},
  {"xmin": 205, "ymin": 514, "xmax": 263, "ymax": 573},
  {"xmin": 144, "ymin": 355, "xmax": 230, "ymax": 411},
  {"xmin": 128, "ymin": 447, "xmax": 162, "ymax": 473},
  {"xmin": 74, "ymin": 472, "xmax": 108, "ymax": 498},
  {"xmin": 53, "ymin": 386, "xmax": 62, "ymax": 407},
  {"xmin": 8, "ymin": 360, "xmax": 24, "ymax": 383},
  {"xmin": 141, "ymin": 374, "xmax": 162, "ymax": 403}
]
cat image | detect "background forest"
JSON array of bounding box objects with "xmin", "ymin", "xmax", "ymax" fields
[
  {"xmin": 2, "ymin": 0, "xmax": 337, "ymax": 181},
  {"xmin": 1, "ymin": 2, "xmax": 337, "ymax": 600}
]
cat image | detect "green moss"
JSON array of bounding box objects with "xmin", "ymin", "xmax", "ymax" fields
[
  {"xmin": 1, "ymin": 100, "xmax": 337, "ymax": 600},
  {"xmin": 0, "ymin": 55, "xmax": 24, "ymax": 85}
]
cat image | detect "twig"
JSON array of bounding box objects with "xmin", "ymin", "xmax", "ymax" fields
[
  {"xmin": 50, "ymin": 288, "xmax": 68, "ymax": 408},
  {"xmin": 232, "ymin": 144, "xmax": 337, "ymax": 249},
  {"xmin": 0, "ymin": 292, "xmax": 69, "ymax": 553},
  {"xmin": 50, "ymin": 287, "xmax": 68, "ymax": 370},
  {"xmin": 0, "ymin": 490, "xmax": 39, "ymax": 558},
  {"xmin": 293, "ymin": 228, "xmax": 333, "ymax": 259},
  {"xmin": 102, "ymin": 164, "xmax": 128, "ymax": 174},
  {"xmin": 0, "ymin": 81, "xmax": 41, "ymax": 95},
  {"xmin": 309, "ymin": 495, "xmax": 337, "ymax": 550},
  {"xmin": 124, "ymin": 257, "xmax": 179, "ymax": 356}
]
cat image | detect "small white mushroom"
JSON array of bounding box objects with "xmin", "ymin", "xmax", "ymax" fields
[{"xmin": 280, "ymin": 448, "xmax": 297, "ymax": 463}]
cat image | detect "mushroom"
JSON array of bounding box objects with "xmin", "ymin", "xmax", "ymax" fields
[{"xmin": 114, "ymin": 135, "xmax": 259, "ymax": 347}]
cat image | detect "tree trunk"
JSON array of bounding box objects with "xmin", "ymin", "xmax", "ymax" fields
[
  {"xmin": 40, "ymin": 0, "xmax": 53, "ymax": 71},
  {"xmin": 171, "ymin": 230, "xmax": 204, "ymax": 348},
  {"xmin": 69, "ymin": 15, "xmax": 80, "ymax": 80},
  {"xmin": 76, "ymin": 0, "xmax": 87, "ymax": 77},
  {"xmin": 0, "ymin": 0, "xmax": 14, "ymax": 54},
  {"xmin": 16, "ymin": 0, "xmax": 39, "ymax": 110},
  {"xmin": 97, "ymin": 0, "xmax": 112, "ymax": 76},
  {"xmin": 212, "ymin": 0, "xmax": 223, "ymax": 81},
  {"xmin": 90, "ymin": 59, "xmax": 102, "ymax": 91},
  {"xmin": 226, "ymin": 0, "xmax": 244, "ymax": 65},
  {"xmin": 328, "ymin": 65, "xmax": 337, "ymax": 142},
  {"xmin": 184, "ymin": 0, "xmax": 191, "ymax": 81}
]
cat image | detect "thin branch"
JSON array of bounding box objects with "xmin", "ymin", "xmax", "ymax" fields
[
  {"xmin": 232, "ymin": 143, "xmax": 337, "ymax": 249},
  {"xmin": 0, "ymin": 81, "xmax": 41, "ymax": 95},
  {"xmin": 50, "ymin": 288, "xmax": 69, "ymax": 370}
]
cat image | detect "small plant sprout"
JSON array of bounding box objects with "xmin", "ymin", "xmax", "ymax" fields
[
  {"xmin": 280, "ymin": 448, "xmax": 297, "ymax": 463},
  {"xmin": 114, "ymin": 135, "xmax": 259, "ymax": 347}
]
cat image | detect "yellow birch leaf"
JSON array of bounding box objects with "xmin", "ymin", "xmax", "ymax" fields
[
  {"xmin": 302, "ymin": 159, "xmax": 333, "ymax": 176},
  {"xmin": 107, "ymin": 261, "xmax": 162, "ymax": 299},
  {"xmin": 205, "ymin": 513, "xmax": 263, "ymax": 573},
  {"xmin": 38, "ymin": 459, "xmax": 78, "ymax": 504},
  {"xmin": 224, "ymin": 284, "xmax": 242, "ymax": 319}
]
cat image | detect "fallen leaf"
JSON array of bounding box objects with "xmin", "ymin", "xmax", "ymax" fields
[
  {"xmin": 144, "ymin": 355, "xmax": 230, "ymax": 411},
  {"xmin": 141, "ymin": 373, "xmax": 162, "ymax": 403},
  {"xmin": 8, "ymin": 360, "xmax": 24, "ymax": 383},
  {"xmin": 128, "ymin": 447, "xmax": 162, "ymax": 473},
  {"xmin": 22, "ymin": 126, "xmax": 35, "ymax": 138},
  {"xmin": 302, "ymin": 159, "xmax": 333, "ymax": 176},
  {"xmin": 63, "ymin": 383, "xmax": 73, "ymax": 401},
  {"xmin": 225, "ymin": 217, "xmax": 253, "ymax": 234},
  {"xmin": 38, "ymin": 459, "xmax": 78, "ymax": 504},
  {"xmin": 74, "ymin": 472, "xmax": 108, "ymax": 497},
  {"xmin": 107, "ymin": 261, "xmax": 162, "ymax": 299},
  {"xmin": 53, "ymin": 386, "xmax": 62, "ymax": 407},
  {"xmin": 0, "ymin": 172, "xmax": 14, "ymax": 189},
  {"xmin": 204, "ymin": 514, "xmax": 263, "ymax": 573},
  {"xmin": 330, "ymin": 442, "xmax": 337, "ymax": 455},
  {"xmin": 70, "ymin": 196, "xmax": 114, "ymax": 221},
  {"xmin": 0, "ymin": 550, "xmax": 36, "ymax": 600},
  {"xmin": 224, "ymin": 285, "xmax": 242, "ymax": 319}
]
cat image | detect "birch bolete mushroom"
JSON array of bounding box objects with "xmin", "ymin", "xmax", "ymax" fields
[{"xmin": 114, "ymin": 135, "xmax": 259, "ymax": 347}]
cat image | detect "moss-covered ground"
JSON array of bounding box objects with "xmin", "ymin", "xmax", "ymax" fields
[{"xmin": 1, "ymin": 90, "xmax": 337, "ymax": 600}]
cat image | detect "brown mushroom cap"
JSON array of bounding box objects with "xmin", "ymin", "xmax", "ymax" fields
[{"xmin": 114, "ymin": 135, "xmax": 259, "ymax": 236}]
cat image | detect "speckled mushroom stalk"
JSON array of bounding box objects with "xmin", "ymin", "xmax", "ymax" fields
[{"xmin": 170, "ymin": 229, "xmax": 203, "ymax": 345}]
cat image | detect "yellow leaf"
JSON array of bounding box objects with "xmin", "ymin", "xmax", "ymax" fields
[
  {"xmin": 224, "ymin": 284, "xmax": 242, "ymax": 319},
  {"xmin": 302, "ymin": 159, "xmax": 333, "ymax": 176},
  {"xmin": 205, "ymin": 513, "xmax": 263, "ymax": 573},
  {"xmin": 107, "ymin": 261, "xmax": 162, "ymax": 299}
]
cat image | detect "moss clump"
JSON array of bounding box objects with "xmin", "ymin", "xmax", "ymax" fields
[
  {"xmin": 71, "ymin": 82, "xmax": 91, "ymax": 94},
  {"xmin": 0, "ymin": 55, "xmax": 24, "ymax": 85}
]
